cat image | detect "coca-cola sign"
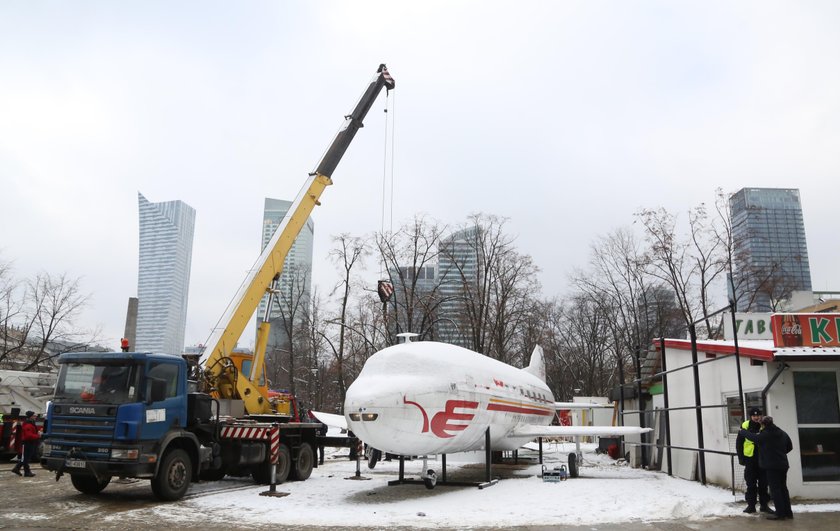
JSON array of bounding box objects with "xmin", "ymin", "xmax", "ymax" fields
[{"xmin": 771, "ymin": 313, "xmax": 840, "ymax": 348}]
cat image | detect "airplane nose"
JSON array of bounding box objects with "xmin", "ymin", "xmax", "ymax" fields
[{"xmin": 344, "ymin": 380, "xmax": 405, "ymax": 451}]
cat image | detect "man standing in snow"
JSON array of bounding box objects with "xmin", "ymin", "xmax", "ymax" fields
[
  {"xmin": 736, "ymin": 407, "xmax": 772, "ymax": 514},
  {"xmin": 11, "ymin": 411, "xmax": 39, "ymax": 477},
  {"xmin": 739, "ymin": 416, "xmax": 794, "ymax": 520}
]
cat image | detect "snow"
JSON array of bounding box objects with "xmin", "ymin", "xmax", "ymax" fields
[{"xmin": 131, "ymin": 442, "xmax": 840, "ymax": 528}]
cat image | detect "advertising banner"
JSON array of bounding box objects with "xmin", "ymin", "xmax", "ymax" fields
[{"xmin": 770, "ymin": 313, "xmax": 840, "ymax": 348}]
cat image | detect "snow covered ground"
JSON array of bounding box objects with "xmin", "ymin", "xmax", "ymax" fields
[{"xmin": 136, "ymin": 442, "xmax": 838, "ymax": 529}]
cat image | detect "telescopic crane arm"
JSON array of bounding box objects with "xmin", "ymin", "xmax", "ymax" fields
[{"xmin": 199, "ymin": 64, "xmax": 395, "ymax": 414}]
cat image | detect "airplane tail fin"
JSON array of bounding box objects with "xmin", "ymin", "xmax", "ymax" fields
[{"xmin": 522, "ymin": 345, "xmax": 546, "ymax": 382}]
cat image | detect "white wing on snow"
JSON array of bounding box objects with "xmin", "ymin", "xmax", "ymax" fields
[
  {"xmin": 509, "ymin": 424, "xmax": 652, "ymax": 439},
  {"xmin": 311, "ymin": 410, "xmax": 348, "ymax": 431}
]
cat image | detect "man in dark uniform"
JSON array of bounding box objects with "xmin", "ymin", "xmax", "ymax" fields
[
  {"xmin": 736, "ymin": 407, "xmax": 772, "ymax": 514},
  {"xmin": 739, "ymin": 416, "xmax": 794, "ymax": 520}
]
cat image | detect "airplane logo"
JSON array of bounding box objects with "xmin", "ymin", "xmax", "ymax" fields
[{"xmin": 404, "ymin": 397, "xmax": 478, "ymax": 438}]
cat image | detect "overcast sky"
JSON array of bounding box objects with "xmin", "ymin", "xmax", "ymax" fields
[{"xmin": 2, "ymin": 1, "xmax": 839, "ymax": 350}]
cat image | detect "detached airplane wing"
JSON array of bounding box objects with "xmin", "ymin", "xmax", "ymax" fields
[
  {"xmin": 510, "ymin": 424, "xmax": 652, "ymax": 439},
  {"xmin": 553, "ymin": 401, "xmax": 612, "ymax": 409},
  {"xmin": 311, "ymin": 410, "xmax": 348, "ymax": 431}
]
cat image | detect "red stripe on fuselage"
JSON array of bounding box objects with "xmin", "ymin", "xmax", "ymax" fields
[{"xmin": 487, "ymin": 403, "xmax": 553, "ymax": 416}]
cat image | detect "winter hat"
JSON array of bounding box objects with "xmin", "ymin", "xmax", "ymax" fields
[
  {"xmin": 24, "ymin": 410, "xmax": 35, "ymax": 418},
  {"xmin": 760, "ymin": 416, "xmax": 774, "ymax": 427},
  {"xmin": 749, "ymin": 407, "xmax": 763, "ymax": 416}
]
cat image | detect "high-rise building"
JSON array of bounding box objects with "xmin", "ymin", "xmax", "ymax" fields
[
  {"xmin": 386, "ymin": 264, "xmax": 438, "ymax": 338},
  {"xmin": 437, "ymin": 226, "xmax": 480, "ymax": 347},
  {"xmin": 256, "ymin": 198, "xmax": 314, "ymax": 350},
  {"xmin": 729, "ymin": 188, "xmax": 811, "ymax": 311},
  {"xmin": 135, "ymin": 193, "xmax": 196, "ymax": 354}
]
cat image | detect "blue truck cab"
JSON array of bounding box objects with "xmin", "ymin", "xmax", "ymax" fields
[{"xmin": 41, "ymin": 351, "xmax": 213, "ymax": 500}]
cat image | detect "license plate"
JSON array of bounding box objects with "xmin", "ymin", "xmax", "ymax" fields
[{"xmin": 66, "ymin": 459, "xmax": 86, "ymax": 469}]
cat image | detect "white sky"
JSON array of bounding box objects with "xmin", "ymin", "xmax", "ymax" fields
[{"xmin": 2, "ymin": 1, "xmax": 839, "ymax": 350}]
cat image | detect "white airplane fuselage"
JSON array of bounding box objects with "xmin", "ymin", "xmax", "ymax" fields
[{"xmin": 344, "ymin": 341, "xmax": 555, "ymax": 456}]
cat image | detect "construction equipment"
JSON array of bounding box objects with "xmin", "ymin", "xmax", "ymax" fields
[
  {"xmin": 1, "ymin": 370, "xmax": 55, "ymax": 459},
  {"xmin": 39, "ymin": 64, "xmax": 395, "ymax": 501},
  {"xmin": 199, "ymin": 63, "xmax": 395, "ymax": 414},
  {"xmin": 541, "ymin": 464, "xmax": 568, "ymax": 482}
]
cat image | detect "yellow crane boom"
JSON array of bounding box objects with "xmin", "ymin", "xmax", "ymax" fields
[{"xmin": 199, "ymin": 64, "xmax": 395, "ymax": 413}]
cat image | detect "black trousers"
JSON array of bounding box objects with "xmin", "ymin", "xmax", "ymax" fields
[
  {"xmin": 17, "ymin": 442, "xmax": 36, "ymax": 472},
  {"xmin": 743, "ymin": 458, "xmax": 769, "ymax": 507},
  {"xmin": 765, "ymin": 468, "xmax": 793, "ymax": 518}
]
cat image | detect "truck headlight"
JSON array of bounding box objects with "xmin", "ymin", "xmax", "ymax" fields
[{"xmin": 111, "ymin": 448, "xmax": 139, "ymax": 460}]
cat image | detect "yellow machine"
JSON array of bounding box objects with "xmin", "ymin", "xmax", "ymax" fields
[{"xmin": 198, "ymin": 65, "xmax": 395, "ymax": 414}]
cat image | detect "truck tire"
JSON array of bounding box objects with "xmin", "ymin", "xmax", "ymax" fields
[
  {"xmin": 276, "ymin": 443, "xmax": 291, "ymax": 483},
  {"xmin": 252, "ymin": 443, "xmax": 291, "ymax": 484},
  {"xmin": 291, "ymin": 443, "xmax": 314, "ymax": 481},
  {"xmin": 70, "ymin": 474, "xmax": 111, "ymax": 494},
  {"xmin": 151, "ymin": 448, "xmax": 192, "ymax": 501}
]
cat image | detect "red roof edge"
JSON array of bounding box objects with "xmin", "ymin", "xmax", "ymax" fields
[{"xmin": 658, "ymin": 339, "xmax": 775, "ymax": 362}]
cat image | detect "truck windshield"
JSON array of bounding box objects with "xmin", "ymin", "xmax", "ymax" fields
[{"xmin": 54, "ymin": 362, "xmax": 140, "ymax": 405}]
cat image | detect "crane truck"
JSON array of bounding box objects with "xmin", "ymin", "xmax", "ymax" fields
[{"xmin": 39, "ymin": 64, "xmax": 395, "ymax": 501}]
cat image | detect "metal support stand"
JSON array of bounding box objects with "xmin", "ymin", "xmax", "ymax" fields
[
  {"xmin": 346, "ymin": 441, "xmax": 371, "ymax": 481},
  {"xmin": 387, "ymin": 428, "xmax": 498, "ymax": 488},
  {"xmin": 260, "ymin": 463, "xmax": 289, "ymax": 497}
]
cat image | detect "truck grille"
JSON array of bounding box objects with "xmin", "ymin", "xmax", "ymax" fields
[{"xmin": 47, "ymin": 414, "xmax": 116, "ymax": 459}]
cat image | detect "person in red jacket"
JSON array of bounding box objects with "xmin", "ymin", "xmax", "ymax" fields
[{"xmin": 11, "ymin": 411, "xmax": 39, "ymax": 477}]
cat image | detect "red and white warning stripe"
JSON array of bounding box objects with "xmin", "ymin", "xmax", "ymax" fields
[
  {"xmin": 8, "ymin": 421, "xmax": 18, "ymax": 454},
  {"xmin": 269, "ymin": 426, "xmax": 280, "ymax": 464},
  {"xmin": 220, "ymin": 425, "xmax": 270, "ymax": 440}
]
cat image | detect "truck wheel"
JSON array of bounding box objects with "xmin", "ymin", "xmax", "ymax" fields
[
  {"xmin": 70, "ymin": 474, "xmax": 111, "ymax": 494},
  {"xmin": 151, "ymin": 448, "xmax": 192, "ymax": 501},
  {"xmin": 253, "ymin": 443, "xmax": 291, "ymax": 484},
  {"xmin": 291, "ymin": 443, "xmax": 314, "ymax": 481}
]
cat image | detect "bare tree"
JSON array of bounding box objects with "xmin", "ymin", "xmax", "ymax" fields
[
  {"xmin": 0, "ymin": 257, "xmax": 28, "ymax": 365},
  {"xmin": 374, "ymin": 215, "xmax": 446, "ymax": 342},
  {"xmin": 636, "ymin": 206, "xmax": 725, "ymax": 338},
  {"xmin": 23, "ymin": 272, "xmax": 91, "ymax": 370},
  {"xmin": 326, "ymin": 234, "xmax": 369, "ymax": 404},
  {"xmin": 264, "ymin": 264, "xmax": 312, "ymax": 397}
]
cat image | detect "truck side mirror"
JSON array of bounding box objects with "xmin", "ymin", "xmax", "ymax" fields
[{"xmin": 146, "ymin": 378, "xmax": 167, "ymax": 404}]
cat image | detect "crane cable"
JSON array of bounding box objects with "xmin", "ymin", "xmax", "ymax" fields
[
  {"xmin": 380, "ymin": 90, "xmax": 396, "ymax": 278},
  {"xmin": 381, "ymin": 91, "xmax": 396, "ymax": 234}
]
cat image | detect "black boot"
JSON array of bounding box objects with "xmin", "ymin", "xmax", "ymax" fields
[
  {"xmin": 759, "ymin": 505, "xmax": 775, "ymax": 514},
  {"xmin": 23, "ymin": 465, "xmax": 35, "ymax": 477},
  {"xmin": 743, "ymin": 505, "xmax": 756, "ymax": 514},
  {"xmin": 11, "ymin": 465, "xmax": 22, "ymax": 476}
]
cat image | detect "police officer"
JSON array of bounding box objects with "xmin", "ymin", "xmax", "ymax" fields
[
  {"xmin": 739, "ymin": 416, "xmax": 794, "ymax": 520},
  {"xmin": 736, "ymin": 407, "xmax": 772, "ymax": 514}
]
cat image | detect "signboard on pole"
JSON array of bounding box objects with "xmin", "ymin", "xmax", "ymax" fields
[{"xmin": 723, "ymin": 313, "xmax": 772, "ymax": 340}]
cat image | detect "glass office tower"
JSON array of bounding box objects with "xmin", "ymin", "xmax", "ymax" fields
[
  {"xmin": 729, "ymin": 188, "xmax": 811, "ymax": 311},
  {"xmin": 135, "ymin": 193, "xmax": 195, "ymax": 354}
]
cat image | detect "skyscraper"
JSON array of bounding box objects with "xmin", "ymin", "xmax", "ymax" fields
[
  {"xmin": 256, "ymin": 198, "xmax": 314, "ymax": 350},
  {"xmin": 729, "ymin": 188, "xmax": 811, "ymax": 311},
  {"xmin": 437, "ymin": 226, "xmax": 480, "ymax": 347},
  {"xmin": 135, "ymin": 193, "xmax": 196, "ymax": 354}
]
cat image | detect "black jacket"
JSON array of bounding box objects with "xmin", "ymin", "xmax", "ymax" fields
[
  {"xmin": 739, "ymin": 424, "xmax": 793, "ymax": 470},
  {"xmin": 735, "ymin": 419, "xmax": 762, "ymax": 465}
]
